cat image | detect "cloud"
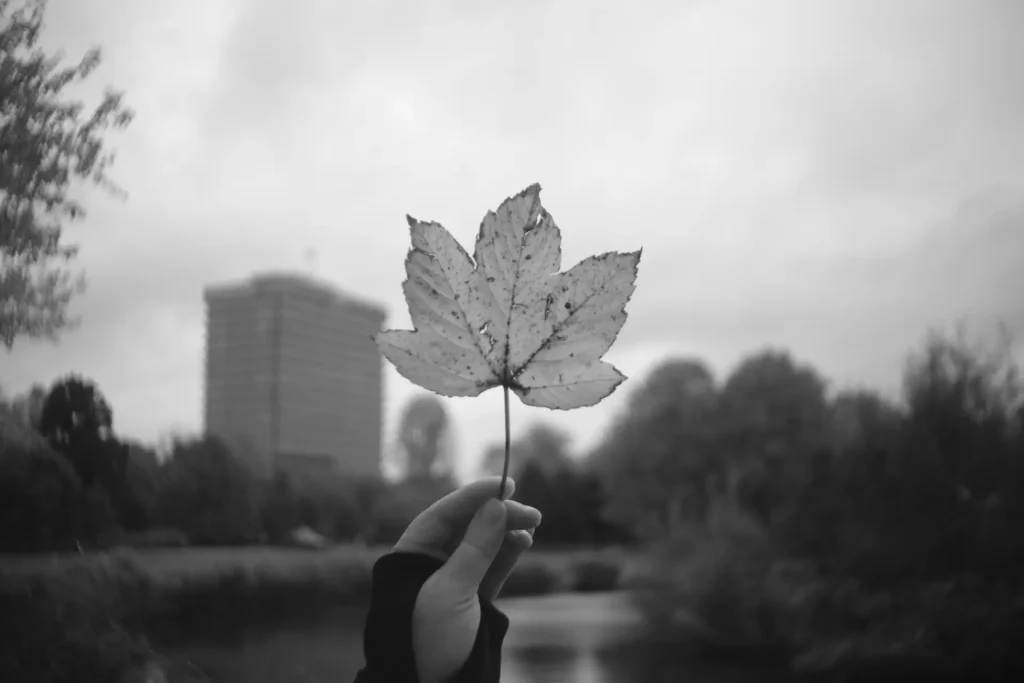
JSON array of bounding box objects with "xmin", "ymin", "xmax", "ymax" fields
[{"xmin": 4, "ymin": 0, "xmax": 1023, "ymax": 482}]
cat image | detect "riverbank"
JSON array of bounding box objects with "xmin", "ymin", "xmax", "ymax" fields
[
  {"xmin": 6, "ymin": 543, "xmax": 1018, "ymax": 682},
  {"xmin": 627, "ymin": 555, "xmax": 1024, "ymax": 682},
  {"xmin": 0, "ymin": 544, "xmax": 631, "ymax": 682}
]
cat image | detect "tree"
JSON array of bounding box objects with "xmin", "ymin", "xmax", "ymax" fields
[
  {"xmin": 781, "ymin": 326, "xmax": 1024, "ymax": 581},
  {"xmin": 369, "ymin": 477, "xmax": 458, "ymax": 544},
  {"xmin": 475, "ymin": 422, "xmax": 563, "ymax": 481},
  {"xmin": 261, "ymin": 471, "xmax": 364, "ymax": 542},
  {"xmin": 719, "ymin": 349, "xmax": 830, "ymax": 460},
  {"xmin": 594, "ymin": 357, "xmax": 722, "ymax": 540},
  {"xmin": 157, "ymin": 435, "xmax": 260, "ymax": 544},
  {"xmin": 258, "ymin": 471, "xmax": 302, "ymax": 543},
  {"xmin": 0, "ymin": 437, "xmax": 116, "ymax": 551},
  {"xmin": 516, "ymin": 422, "xmax": 573, "ymax": 474},
  {"xmin": 0, "ymin": 391, "xmax": 45, "ymax": 449},
  {"xmin": 717, "ymin": 349, "xmax": 830, "ymax": 526},
  {"xmin": 8, "ymin": 382, "xmax": 46, "ymax": 429},
  {"xmin": 0, "ymin": 440, "xmax": 84, "ymax": 551},
  {"xmin": 118, "ymin": 440, "xmax": 162, "ymax": 530},
  {"xmin": 895, "ymin": 328, "xmax": 1024, "ymax": 576},
  {"xmin": 38, "ymin": 375, "xmax": 118, "ymax": 485},
  {"xmin": 35, "ymin": 375, "xmax": 139, "ymax": 536},
  {"xmin": 396, "ymin": 393, "xmax": 453, "ymax": 481},
  {"xmin": 829, "ymin": 389, "xmax": 904, "ymax": 456},
  {"xmin": 1, "ymin": 0, "xmax": 133, "ymax": 348},
  {"xmin": 509, "ymin": 423, "xmax": 622, "ymax": 546}
]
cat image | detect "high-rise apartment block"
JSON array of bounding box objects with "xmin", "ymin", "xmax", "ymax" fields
[{"xmin": 203, "ymin": 273, "xmax": 386, "ymax": 480}]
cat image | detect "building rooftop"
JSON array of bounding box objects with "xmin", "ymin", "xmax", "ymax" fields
[{"xmin": 204, "ymin": 271, "xmax": 387, "ymax": 317}]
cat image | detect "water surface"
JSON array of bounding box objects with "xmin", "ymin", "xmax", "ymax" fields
[{"xmin": 177, "ymin": 592, "xmax": 793, "ymax": 683}]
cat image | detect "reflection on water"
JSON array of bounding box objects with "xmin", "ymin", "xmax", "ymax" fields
[{"xmin": 175, "ymin": 592, "xmax": 793, "ymax": 683}]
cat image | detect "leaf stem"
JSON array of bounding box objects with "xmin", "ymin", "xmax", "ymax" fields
[{"xmin": 499, "ymin": 384, "xmax": 511, "ymax": 499}]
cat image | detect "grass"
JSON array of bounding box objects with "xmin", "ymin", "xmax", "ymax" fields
[
  {"xmin": 1, "ymin": 543, "xmax": 631, "ymax": 645},
  {"xmin": 118, "ymin": 544, "xmax": 389, "ymax": 582},
  {"xmin": 1, "ymin": 543, "xmax": 632, "ymax": 594}
]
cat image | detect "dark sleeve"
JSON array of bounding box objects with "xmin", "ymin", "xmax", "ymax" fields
[{"xmin": 352, "ymin": 552, "xmax": 510, "ymax": 683}]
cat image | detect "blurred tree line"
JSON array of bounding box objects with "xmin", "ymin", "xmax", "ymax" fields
[
  {"xmin": 3, "ymin": 323, "xmax": 1024, "ymax": 669},
  {"xmin": 590, "ymin": 326, "xmax": 1024, "ymax": 584},
  {"xmin": 0, "ymin": 379, "xmax": 451, "ymax": 551},
  {"xmin": 0, "ymin": 365, "xmax": 628, "ymax": 553},
  {"xmin": 588, "ymin": 326, "xmax": 1024, "ymax": 674}
]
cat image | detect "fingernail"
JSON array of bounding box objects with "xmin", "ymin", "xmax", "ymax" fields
[{"xmin": 481, "ymin": 499, "xmax": 505, "ymax": 525}]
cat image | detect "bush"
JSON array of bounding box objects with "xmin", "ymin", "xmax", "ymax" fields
[
  {"xmin": 146, "ymin": 552, "xmax": 376, "ymax": 638},
  {"xmin": 631, "ymin": 527, "xmax": 789, "ymax": 649},
  {"xmin": 0, "ymin": 441, "xmax": 90, "ymax": 552},
  {"xmin": 569, "ymin": 555, "xmax": 622, "ymax": 592},
  {"xmin": 100, "ymin": 527, "xmax": 190, "ymax": 550},
  {"xmin": 0, "ymin": 555, "xmax": 157, "ymax": 683},
  {"xmin": 126, "ymin": 527, "xmax": 190, "ymax": 549},
  {"xmin": 499, "ymin": 557, "xmax": 562, "ymax": 597}
]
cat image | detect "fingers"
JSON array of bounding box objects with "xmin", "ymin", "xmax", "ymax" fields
[
  {"xmin": 479, "ymin": 528, "xmax": 534, "ymax": 601},
  {"xmin": 422, "ymin": 477, "xmax": 516, "ymax": 527},
  {"xmin": 395, "ymin": 477, "xmax": 537, "ymax": 554},
  {"xmin": 432, "ymin": 498, "xmax": 508, "ymax": 593},
  {"xmin": 395, "ymin": 496, "xmax": 541, "ymax": 560},
  {"xmin": 505, "ymin": 500, "xmax": 542, "ymax": 531}
]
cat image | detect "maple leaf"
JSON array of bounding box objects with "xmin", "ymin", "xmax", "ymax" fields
[{"xmin": 375, "ymin": 183, "xmax": 641, "ymax": 411}]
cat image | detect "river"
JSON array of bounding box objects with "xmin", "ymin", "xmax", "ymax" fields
[{"xmin": 174, "ymin": 591, "xmax": 798, "ymax": 683}]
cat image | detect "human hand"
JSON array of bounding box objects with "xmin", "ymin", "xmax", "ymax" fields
[{"xmin": 393, "ymin": 476, "xmax": 541, "ymax": 683}]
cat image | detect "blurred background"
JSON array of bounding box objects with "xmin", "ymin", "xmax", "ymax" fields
[{"xmin": 2, "ymin": 0, "xmax": 1023, "ymax": 681}]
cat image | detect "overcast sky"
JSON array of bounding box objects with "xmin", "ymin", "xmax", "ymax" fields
[{"xmin": 3, "ymin": 0, "xmax": 1023, "ymax": 481}]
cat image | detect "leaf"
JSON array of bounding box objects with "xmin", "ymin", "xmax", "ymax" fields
[{"xmin": 375, "ymin": 183, "xmax": 641, "ymax": 410}]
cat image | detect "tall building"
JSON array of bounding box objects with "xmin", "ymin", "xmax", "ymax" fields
[{"xmin": 203, "ymin": 273, "xmax": 386, "ymax": 480}]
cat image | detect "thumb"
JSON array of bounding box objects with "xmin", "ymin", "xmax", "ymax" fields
[{"xmin": 435, "ymin": 498, "xmax": 507, "ymax": 594}]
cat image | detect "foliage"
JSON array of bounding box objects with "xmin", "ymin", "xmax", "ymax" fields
[
  {"xmin": 0, "ymin": 0, "xmax": 133, "ymax": 347},
  {"xmin": 157, "ymin": 435, "xmax": 261, "ymax": 545},
  {"xmin": 375, "ymin": 183, "xmax": 640, "ymax": 409},
  {"xmin": 258, "ymin": 471, "xmax": 303, "ymax": 543},
  {"xmin": 367, "ymin": 475, "xmax": 458, "ymax": 544},
  {"xmin": 569, "ymin": 555, "xmax": 622, "ymax": 592},
  {"xmin": 0, "ymin": 439, "xmax": 87, "ymax": 551},
  {"xmin": 376, "ymin": 184, "xmax": 640, "ymax": 498},
  {"xmin": 36, "ymin": 375, "xmax": 154, "ymax": 536},
  {"xmin": 0, "ymin": 555, "xmax": 156, "ymax": 683},
  {"xmin": 150, "ymin": 553, "xmax": 376, "ymax": 637},
  {"xmin": 9, "ymin": 310, "xmax": 1023, "ymax": 678},
  {"xmin": 396, "ymin": 393, "xmax": 454, "ymax": 481},
  {"xmin": 499, "ymin": 557, "xmax": 562, "ymax": 597},
  {"xmin": 623, "ymin": 327, "xmax": 1024, "ymax": 673},
  {"xmin": 258, "ymin": 470, "xmax": 365, "ymax": 543},
  {"xmin": 39, "ymin": 376, "xmax": 123, "ymax": 490},
  {"xmin": 5, "ymin": 381, "xmax": 45, "ymax": 430},
  {"xmin": 39, "ymin": 375, "xmax": 113, "ymax": 447},
  {"xmin": 593, "ymin": 357, "xmax": 722, "ymax": 540},
  {"xmin": 512, "ymin": 422, "xmax": 624, "ymax": 546},
  {"xmin": 0, "ymin": 393, "xmax": 45, "ymax": 448},
  {"xmin": 119, "ymin": 441, "xmax": 162, "ymax": 531}
]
